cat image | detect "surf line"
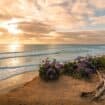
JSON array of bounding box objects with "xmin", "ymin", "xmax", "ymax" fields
[{"xmin": 0, "ymin": 51, "xmax": 60, "ymax": 60}]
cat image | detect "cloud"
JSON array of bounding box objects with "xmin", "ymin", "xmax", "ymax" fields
[
  {"xmin": 58, "ymin": 30, "xmax": 105, "ymax": 44},
  {"xmin": 71, "ymin": 0, "xmax": 94, "ymax": 16},
  {"xmin": 0, "ymin": 0, "xmax": 104, "ymax": 31},
  {"xmin": 90, "ymin": 0, "xmax": 105, "ymax": 9},
  {"xmin": 0, "ymin": 0, "xmax": 104, "ymax": 44},
  {"xmin": 18, "ymin": 21, "xmax": 53, "ymax": 34},
  {"xmin": 91, "ymin": 16, "xmax": 105, "ymax": 25}
]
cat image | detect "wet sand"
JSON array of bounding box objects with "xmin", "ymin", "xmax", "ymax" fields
[
  {"xmin": 0, "ymin": 71, "xmax": 38, "ymax": 94},
  {"xmin": 0, "ymin": 72, "xmax": 105, "ymax": 105}
]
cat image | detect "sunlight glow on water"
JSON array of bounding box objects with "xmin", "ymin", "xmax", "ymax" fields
[
  {"xmin": 8, "ymin": 44, "xmax": 23, "ymax": 52},
  {"xmin": 0, "ymin": 44, "xmax": 25, "ymax": 67}
]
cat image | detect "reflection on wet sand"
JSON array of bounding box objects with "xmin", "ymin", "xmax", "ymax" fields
[{"xmin": 0, "ymin": 71, "xmax": 38, "ymax": 94}]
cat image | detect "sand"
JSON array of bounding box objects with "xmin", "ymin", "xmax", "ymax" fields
[
  {"xmin": 0, "ymin": 71, "xmax": 38, "ymax": 94},
  {"xmin": 0, "ymin": 72, "xmax": 105, "ymax": 105}
]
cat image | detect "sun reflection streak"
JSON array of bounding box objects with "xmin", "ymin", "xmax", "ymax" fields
[
  {"xmin": 7, "ymin": 43, "xmax": 24, "ymax": 67},
  {"xmin": 8, "ymin": 44, "xmax": 21, "ymax": 52}
]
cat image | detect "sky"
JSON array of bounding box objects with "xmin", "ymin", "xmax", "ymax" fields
[{"xmin": 0, "ymin": 0, "xmax": 105, "ymax": 44}]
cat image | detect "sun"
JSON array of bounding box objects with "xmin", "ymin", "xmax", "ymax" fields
[
  {"xmin": 7, "ymin": 24, "xmax": 22, "ymax": 35},
  {"xmin": 0, "ymin": 18, "xmax": 22, "ymax": 35}
]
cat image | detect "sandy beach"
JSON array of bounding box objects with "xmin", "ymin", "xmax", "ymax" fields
[
  {"xmin": 0, "ymin": 71, "xmax": 105, "ymax": 105},
  {"xmin": 0, "ymin": 71, "xmax": 38, "ymax": 94},
  {"xmin": 0, "ymin": 0, "xmax": 104, "ymax": 103}
]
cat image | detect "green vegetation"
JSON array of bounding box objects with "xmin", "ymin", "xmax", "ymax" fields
[{"xmin": 39, "ymin": 56, "xmax": 105, "ymax": 81}]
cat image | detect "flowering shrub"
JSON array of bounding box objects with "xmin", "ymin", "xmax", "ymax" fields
[
  {"xmin": 39, "ymin": 58, "xmax": 64, "ymax": 81},
  {"xmin": 63, "ymin": 64, "xmax": 91, "ymax": 79},
  {"xmin": 63, "ymin": 56, "xmax": 105, "ymax": 80},
  {"xmin": 94, "ymin": 56, "xmax": 105, "ymax": 70},
  {"xmin": 39, "ymin": 56, "xmax": 105, "ymax": 81},
  {"xmin": 63, "ymin": 62, "xmax": 78, "ymax": 76},
  {"xmin": 84, "ymin": 56, "xmax": 105, "ymax": 71}
]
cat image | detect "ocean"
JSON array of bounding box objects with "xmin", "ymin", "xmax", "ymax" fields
[{"xmin": 0, "ymin": 44, "xmax": 105, "ymax": 80}]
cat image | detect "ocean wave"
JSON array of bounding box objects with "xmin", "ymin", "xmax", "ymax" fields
[
  {"xmin": 0, "ymin": 64, "xmax": 38, "ymax": 80},
  {"xmin": 0, "ymin": 50, "xmax": 61, "ymax": 60},
  {"xmin": 0, "ymin": 63, "xmax": 38, "ymax": 70}
]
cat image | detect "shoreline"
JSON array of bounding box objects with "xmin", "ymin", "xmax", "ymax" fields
[
  {"xmin": 0, "ymin": 69, "xmax": 38, "ymax": 81},
  {"xmin": 0, "ymin": 71, "xmax": 38, "ymax": 94},
  {"xmin": 1, "ymin": 54, "xmax": 105, "ymax": 105}
]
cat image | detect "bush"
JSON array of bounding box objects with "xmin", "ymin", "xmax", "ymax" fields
[
  {"xmin": 79, "ymin": 69, "xmax": 91, "ymax": 79},
  {"xmin": 63, "ymin": 57, "xmax": 98, "ymax": 80},
  {"xmin": 87, "ymin": 56, "xmax": 105, "ymax": 70},
  {"xmin": 96, "ymin": 56, "xmax": 105, "ymax": 69},
  {"xmin": 39, "ymin": 58, "xmax": 64, "ymax": 81},
  {"xmin": 39, "ymin": 56, "xmax": 105, "ymax": 81},
  {"xmin": 63, "ymin": 62, "xmax": 77, "ymax": 76}
]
